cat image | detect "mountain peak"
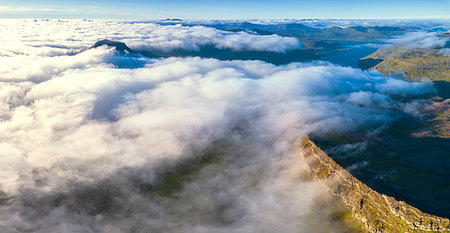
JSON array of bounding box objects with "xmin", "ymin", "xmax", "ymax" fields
[{"xmin": 90, "ymin": 40, "xmax": 134, "ymax": 53}]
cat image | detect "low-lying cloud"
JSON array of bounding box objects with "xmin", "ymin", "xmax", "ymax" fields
[
  {"xmin": 0, "ymin": 20, "xmax": 437, "ymax": 232},
  {"xmin": 439, "ymin": 48, "xmax": 450, "ymax": 56},
  {"xmin": 386, "ymin": 31, "xmax": 450, "ymax": 49},
  {"xmin": 0, "ymin": 43, "xmax": 434, "ymax": 232},
  {"xmin": 0, "ymin": 19, "xmax": 301, "ymax": 57}
]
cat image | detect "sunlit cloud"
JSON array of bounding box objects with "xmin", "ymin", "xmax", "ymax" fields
[
  {"xmin": 0, "ymin": 19, "xmax": 301, "ymax": 58},
  {"xmin": 386, "ymin": 31, "xmax": 450, "ymax": 49},
  {"xmin": 0, "ymin": 19, "xmax": 435, "ymax": 232}
]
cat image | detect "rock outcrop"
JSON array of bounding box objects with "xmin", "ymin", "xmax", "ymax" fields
[
  {"xmin": 90, "ymin": 40, "xmax": 135, "ymax": 53},
  {"xmin": 299, "ymin": 136, "xmax": 450, "ymax": 232},
  {"xmin": 90, "ymin": 40, "xmax": 159, "ymax": 58}
]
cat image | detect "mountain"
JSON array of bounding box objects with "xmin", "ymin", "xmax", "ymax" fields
[
  {"xmin": 359, "ymin": 48, "xmax": 450, "ymax": 81},
  {"xmin": 300, "ymin": 137, "xmax": 450, "ymax": 233},
  {"xmin": 162, "ymin": 22, "xmax": 411, "ymax": 42},
  {"xmin": 90, "ymin": 40, "xmax": 159, "ymax": 58},
  {"xmin": 90, "ymin": 40, "xmax": 135, "ymax": 53}
]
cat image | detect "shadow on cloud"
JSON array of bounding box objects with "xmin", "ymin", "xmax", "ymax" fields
[{"xmin": 0, "ymin": 20, "xmax": 438, "ymax": 233}]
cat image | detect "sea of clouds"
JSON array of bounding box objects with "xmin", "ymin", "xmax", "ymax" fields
[
  {"xmin": 0, "ymin": 20, "xmax": 435, "ymax": 232},
  {"xmin": 0, "ymin": 19, "xmax": 301, "ymax": 57}
]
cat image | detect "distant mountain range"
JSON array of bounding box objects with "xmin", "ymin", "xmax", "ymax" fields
[{"xmin": 159, "ymin": 21, "xmax": 412, "ymax": 42}]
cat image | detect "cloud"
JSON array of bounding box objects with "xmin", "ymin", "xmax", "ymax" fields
[
  {"xmin": 0, "ymin": 48, "xmax": 434, "ymax": 232},
  {"xmin": 0, "ymin": 19, "xmax": 301, "ymax": 57},
  {"xmin": 126, "ymin": 24, "xmax": 302, "ymax": 53},
  {"xmin": 299, "ymin": 19, "xmax": 450, "ymax": 29},
  {"xmin": 439, "ymin": 48, "xmax": 450, "ymax": 56},
  {"xmin": 0, "ymin": 20, "xmax": 435, "ymax": 232},
  {"xmin": 162, "ymin": 19, "xmax": 450, "ymax": 30},
  {"xmin": 386, "ymin": 31, "xmax": 450, "ymax": 49}
]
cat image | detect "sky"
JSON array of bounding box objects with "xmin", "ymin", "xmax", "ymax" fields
[{"xmin": 0, "ymin": 0, "xmax": 449, "ymax": 19}]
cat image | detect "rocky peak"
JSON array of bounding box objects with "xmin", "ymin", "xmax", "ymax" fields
[{"xmin": 90, "ymin": 40, "xmax": 135, "ymax": 53}]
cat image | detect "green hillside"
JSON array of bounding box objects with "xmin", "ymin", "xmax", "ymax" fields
[{"xmin": 360, "ymin": 48, "xmax": 450, "ymax": 81}]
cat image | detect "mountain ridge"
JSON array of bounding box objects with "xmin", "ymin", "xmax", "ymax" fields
[{"xmin": 300, "ymin": 136, "xmax": 450, "ymax": 232}]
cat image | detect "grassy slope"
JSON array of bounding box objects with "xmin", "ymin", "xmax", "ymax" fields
[
  {"xmin": 422, "ymin": 99, "xmax": 450, "ymax": 138},
  {"xmin": 361, "ymin": 48, "xmax": 450, "ymax": 138},
  {"xmin": 362, "ymin": 48, "xmax": 450, "ymax": 81}
]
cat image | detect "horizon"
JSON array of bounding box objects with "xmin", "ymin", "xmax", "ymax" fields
[
  {"xmin": 2, "ymin": 17, "xmax": 450, "ymax": 20},
  {"xmin": 1, "ymin": 0, "xmax": 449, "ymax": 19}
]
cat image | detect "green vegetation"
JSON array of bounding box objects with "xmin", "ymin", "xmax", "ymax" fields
[
  {"xmin": 152, "ymin": 154, "xmax": 216, "ymax": 197},
  {"xmin": 431, "ymin": 112, "xmax": 450, "ymax": 137},
  {"xmin": 424, "ymin": 99, "xmax": 450, "ymax": 138},
  {"xmin": 361, "ymin": 48, "xmax": 450, "ymax": 81},
  {"xmin": 142, "ymin": 142, "xmax": 229, "ymax": 197},
  {"xmin": 360, "ymin": 48, "xmax": 450, "ymax": 138},
  {"xmin": 329, "ymin": 202, "xmax": 366, "ymax": 233}
]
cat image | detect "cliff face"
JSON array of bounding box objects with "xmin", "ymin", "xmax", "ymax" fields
[{"xmin": 299, "ymin": 136, "xmax": 450, "ymax": 233}]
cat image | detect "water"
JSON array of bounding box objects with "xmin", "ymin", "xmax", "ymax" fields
[{"xmin": 320, "ymin": 42, "xmax": 378, "ymax": 68}]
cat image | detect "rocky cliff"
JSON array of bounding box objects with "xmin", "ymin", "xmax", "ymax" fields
[{"xmin": 299, "ymin": 136, "xmax": 450, "ymax": 233}]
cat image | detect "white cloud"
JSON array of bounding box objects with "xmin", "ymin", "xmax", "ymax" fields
[
  {"xmin": 127, "ymin": 24, "xmax": 302, "ymax": 52},
  {"xmin": 439, "ymin": 48, "xmax": 450, "ymax": 56},
  {"xmin": 386, "ymin": 31, "xmax": 450, "ymax": 49},
  {"xmin": 0, "ymin": 20, "xmax": 435, "ymax": 232},
  {"xmin": 0, "ymin": 19, "xmax": 301, "ymax": 57}
]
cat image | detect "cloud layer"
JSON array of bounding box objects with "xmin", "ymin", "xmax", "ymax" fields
[
  {"xmin": 0, "ymin": 20, "xmax": 435, "ymax": 232},
  {"xmin": 0, "ymin": 49, "xmax": 434, "ymax": 232},
  {"xmin": 0, "ymin": 19, "xmax": 301, "ymax": 57}
]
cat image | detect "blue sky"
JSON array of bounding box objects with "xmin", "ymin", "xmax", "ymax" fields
[{"xmin": 0, "ymin": 0, "xmax": 449, "ymax": 19}]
